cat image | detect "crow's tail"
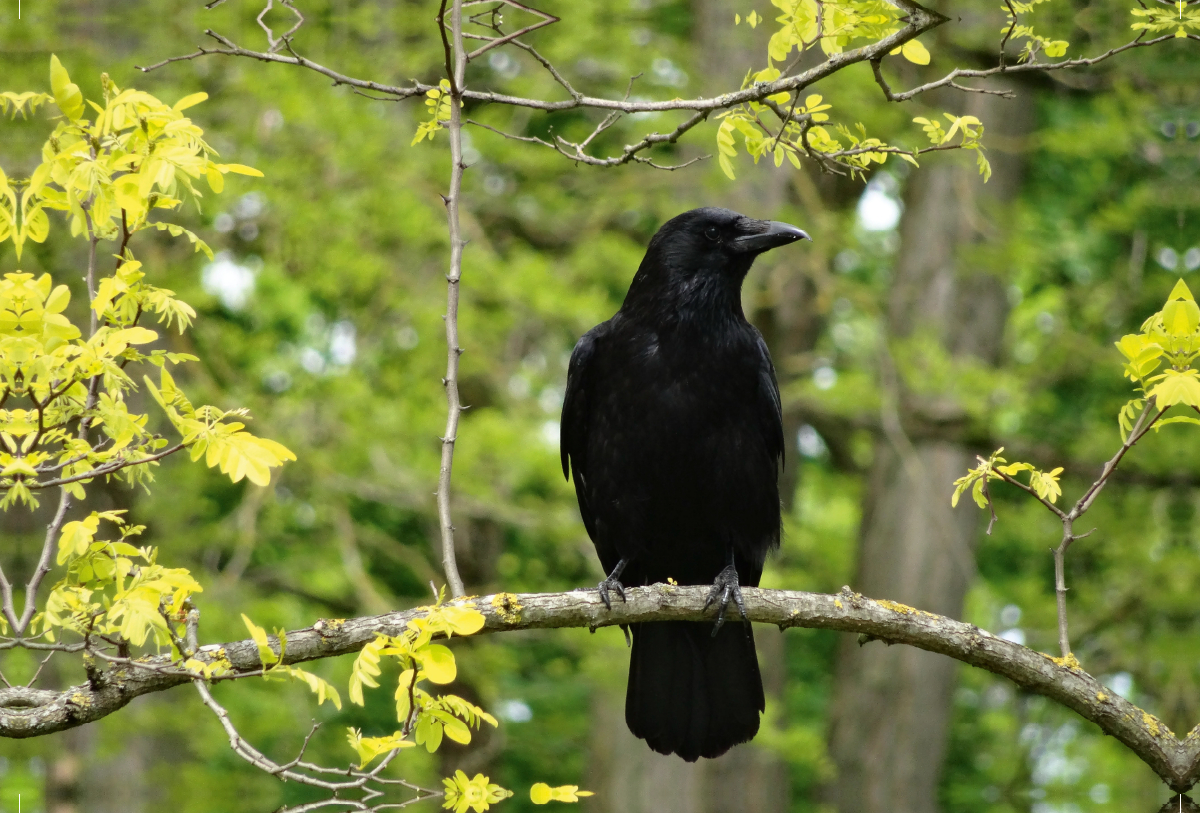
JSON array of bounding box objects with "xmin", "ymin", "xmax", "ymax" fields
[{"xmin": 625, "ymin": 620, "xmax": 764, "ymax": 762}]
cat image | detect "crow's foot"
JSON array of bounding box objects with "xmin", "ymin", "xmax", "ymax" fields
[
  {"xmin": 704, "ymin": 564, "xmax": 748, "ymax": 637},
  {"xmin": 598, "ymin": 574, "xmax": 627, "ymax": 610}
]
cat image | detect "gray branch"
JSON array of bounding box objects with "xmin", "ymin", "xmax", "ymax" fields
[{"xmin": 1, "ymin": 585, "xmax": 1197, "ymax": 791}]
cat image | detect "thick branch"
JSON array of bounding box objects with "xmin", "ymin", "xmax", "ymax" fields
[
  {"xmin": 139, "ymin": 4, "xmax": 948, "ymax": 116},
  {"xmin": 2, "ymin": 585, "xmax": 1196, "ymax": 791}
]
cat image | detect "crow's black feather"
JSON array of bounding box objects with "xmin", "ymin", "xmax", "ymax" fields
[{"xmin": 561, "ymin": 207, "xmax": 809, "ymax": 760}]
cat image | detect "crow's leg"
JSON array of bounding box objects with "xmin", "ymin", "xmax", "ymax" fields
[
  {"xmin": 598, "ymin": 558, "xmax": 629, "ymax": 610},
  {"xmin": 704, "ymin": 549, "xmax": 749, "ymax": 637}
]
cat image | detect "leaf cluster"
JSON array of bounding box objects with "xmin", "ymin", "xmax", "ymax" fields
[
  {"xmin": 347, "ymin": 595, "xmax": 497, "ymax": 763},
  {"xmin": 39, "ymin": 510, "xmax": 203, "ymax": 649},
  {"xmin": 0, "ymin": 58, "xmax": 292, "ymax": 511},
  {"xmin": 1115, "ymin": 279, "xmax": 1200, "ymax": 435},
  {"xmin": 952, "ymin": 447, "xmax": 1064, "ymax": 509}
]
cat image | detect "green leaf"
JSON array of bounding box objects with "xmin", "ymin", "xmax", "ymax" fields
[
  {"xmin": 173, "ymin": 92, "xmax": 209, "ymax": 112},
  {"xmin": 1169, "ymin": 278, "xmax": 1196, "ymax": 302},
  {"xmin": 242, "ymin": 613, "xmax": 279, "ymax": 667},
  {"xmin": 1043, "ymin": 40, "xmax": 1069, "ymax": 58},
  {"xmin": 349, "ymin": 635, "xmax": 386, "ymax": 706},
  {"xmin": 416, "ymin": 644, "xmax": 457, "ymax": 684},
  {"xmin": 1162, "ymin": 298, "xmax": 1199, "ymax": 337},
  {"xmin": 1149, "ymin": 369, "xmax": 1200, "ymax": 408},
  {"xmin": 49, "ymin": 55, "xmax": 84, "ymax": 121},
  {"xmin": 901, "ymin": 40, "xmax": 930, "ymax": 65},
  {"xmin": 1151, "ymin": 416, "xmax": 1200, "ymax": 431}
]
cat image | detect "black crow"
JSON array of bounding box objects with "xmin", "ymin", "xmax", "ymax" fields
[{"xmin": 560, "ymin": 207, "xmax": 810, "ymax": 761}]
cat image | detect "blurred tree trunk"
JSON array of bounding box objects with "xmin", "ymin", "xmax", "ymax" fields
[
  {"xmin": 587, "ymin": 626, "xmax": 791, "ymax": 813},
  {"xmin": 46, "ymin": 730, "xmax": 84, "ymax": 813},
  {"xmin": 828, "ymin": 84, "xmax": 1033, "ymax": 813}
]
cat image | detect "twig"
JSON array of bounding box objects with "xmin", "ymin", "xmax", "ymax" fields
[
  {"xmin": 257, "ymin": 0, "xmax": 304, "ymax": 53},
  {"xmin": 193, "ymin": 678, "xmax": 431, "ymax": 792},
  {"xmin": 16, "ymin": 489, "xmax": 72, "ymax": 635},
  {"xmin": 999, "ymin": 0, "xmax": 1019, "ymax": 67},
  {"xmin": 869, "ymin": 32, "xmax": 1169, "ymax": 103},
  {"xmin": 436, "ymin": 0, "xmax": 469, "ymax": 599},
  {"xmin": 24, "ymin": 651, "xmax": 56, "ymax": 687},
  {"xmin": 140, "ymin": 12, "xmax": 947, "ymax": 115},
  {"xmin": 456, "ymin": 0, "xmax": 559, "ymax": 61},
  {"xmin": 1047, "ymin": 400, "xmax": 1165, "ymax": 656},
  {"xmin": 26, "ymin": 442, "xmax": 187, "ymax": 490}
]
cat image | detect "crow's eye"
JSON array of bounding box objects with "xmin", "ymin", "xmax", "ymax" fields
[{"xmin": 704, "ymin": 227, "xmax": 720, "ymax": 242}]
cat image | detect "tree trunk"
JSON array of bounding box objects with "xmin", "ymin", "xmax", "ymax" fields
[
  {"xmin": 587, "ymin": 627, "xmax": 790, "ymax": 813},
  {"xmin": 828, "ymin": 83, "xmax": 1033, "ymax": 813}
]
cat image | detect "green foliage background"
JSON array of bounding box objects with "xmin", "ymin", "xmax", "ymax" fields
[{"xmin": 1, "ymin": 1, "xmax": 1198, "ymax": 811}]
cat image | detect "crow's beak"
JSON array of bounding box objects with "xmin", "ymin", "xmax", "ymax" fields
[{"xmin": 732, "ymin": 220, "xmax": 812, "ymax": 254}]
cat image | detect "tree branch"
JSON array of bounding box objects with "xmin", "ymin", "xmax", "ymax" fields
[
  {"xmin": 2, "ymin": 585, "xmax": 1197, "ymax": 791},
  {"xmin": 869, "ymin": 31, "xmax": 1174, "ymax": 103},
  {"xmin": 15, "ymin": 489, "xmax": 72, "ymax": 635},
  {"xmin": 435, "ymin": 0, "xmax": 469, "ymax": 599}
]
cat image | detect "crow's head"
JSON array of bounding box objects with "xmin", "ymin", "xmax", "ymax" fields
[{"xmin": 625, "ymin": 207, "xmax": 810, "ymax": 314}]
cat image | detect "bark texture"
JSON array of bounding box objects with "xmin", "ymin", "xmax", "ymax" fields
[
  {"xmin": 4, "ymin": 585, "xmax": 1198, "ymax": 792},
  {"xmin": 828, "ymin": 83, "xmax": 1034, "ymax": 813}
]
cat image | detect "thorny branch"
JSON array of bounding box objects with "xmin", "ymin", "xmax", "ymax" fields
[
  {"xmin": 990, "ymin": 399, "xmax": 1166, "ymax": 657},
  {"xmin": 435, "ymin": 0, "xmax": 469, "ymax": 599}
]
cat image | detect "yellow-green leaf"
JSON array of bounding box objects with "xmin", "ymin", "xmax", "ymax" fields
[
  {"xmin": 901, "ymin": 40, "xmax": 931, "ymax": 65},
  {"xmin": 531, "ymin": 783, "xmax": 595, "ymax": 805},
  {"xmin": 173, "ymin": 92, "xmax": 209, "ymax": 112},
  {"xmin": 49, "ymin": 55, "xmax": 85, "ymax": 121},
  {"xmin": 416, "ymin": 643, "xmax": 457, "ymax": 684},
  {"xmin": 1150, "ymin": 369, "xmax": 1200, "ymax": 408}
]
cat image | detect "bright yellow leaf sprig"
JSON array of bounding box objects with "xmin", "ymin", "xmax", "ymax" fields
[
  {"xmin": 530, "ymin": 783, "xmax": 595, "ymax": 805},
  {"xmin": 764, "ymin": 0, "xmax": 926, "ymax": 61},
  {"xmin": 720, "ymin": 0, "xmax": 940, "ymax": 180},
  {"xmin": 413, "ymin": 79, "xmax": 456, "ymax": 146},
  {"xmin": 1001, "ymin": 0, "xmax": 1070, "ymax": 61},
  {"xmin": 36, "ymin": 510, "xmax": 204, "ymax": 648},
  {"xmin": 0, "ymin": 91, "xmax": 53, "ymax": 119},
  {"xmin": 236, "ymin": 614, "xmax": 342, "ymax": 709},
  {"xmin": 719, "ymin": 3, "xmax": 1004, "ymax": 181},
  {"xmin": 913, "ymin": 114, "xmax": 992, "ymax": 182},
  {"xmin": 1114, "ymin": 279, "xmax": 1200, "ymax": 436},
  {"xmin": 3, "ymin": 56, "xmax": 261, "ymax": 260},
  {"xmin": 1131, "ymin": 1, "xmax": 1200, "ymax": 39},
  {"xmin": 347, "ymin": 594, "xmax": 496, "ymax": 764},
  {"xmin": 0, "ymin": 58, "xmax": 291, "ymax": 510},
  {"xmin": 716, "ymin": 85, "xmax": 908, "ymax": 180},
  {"xmin": 952, "ymin": 447, "xmax": 1063, "ymax": 509},
  {"xmin": 442, "ymin": 771, "xmax": 514, "ymax": 813}
]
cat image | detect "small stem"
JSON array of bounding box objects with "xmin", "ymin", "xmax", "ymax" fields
[
  {"xmin": 1053, "ymin": 520, "xmax": 1074, "ymax": 657},
  {"xmin": 0, "ymin": 565, "xmax": 18, "ymax": 634},
  {"xmin": 17, "ymin": 489, "xmax": 72, "ymax": 635},
  {"xmin": 434, "ymin": 0, "xmax": 468, "ymax": 599},
  {"xmin": 1049, "ymin": 400, "xmax": 1161, "ymax": 658},
  {"xmin": 84, "ymin": 205, "xmax": 99, "ymax": 336},
  {"xmin": 1069, "ymin": 400, "xmax": 1163, "ymax": 521}
]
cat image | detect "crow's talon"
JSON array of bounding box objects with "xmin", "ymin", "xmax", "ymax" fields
[
  {"xmin": 598, "ymin": 575, "xmax": 627, "ymax": 610},
  {"xmin": 705, "ymin": 564, "xmax": 748, "ymax": 637}
]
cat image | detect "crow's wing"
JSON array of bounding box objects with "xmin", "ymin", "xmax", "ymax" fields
[
  {"xmin": 561, "ymin": 324, "xmax": 604, "ymax": 540},
  {"xmin": 753, "ymin": 329, "xmax": 785, "ymax": 473}
]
